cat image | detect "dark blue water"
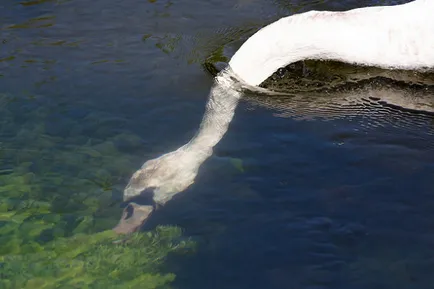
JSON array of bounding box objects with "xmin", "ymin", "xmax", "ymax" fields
[{"xmin": 1, "ymin": 0, "xmax": 434, "ymax": 288}]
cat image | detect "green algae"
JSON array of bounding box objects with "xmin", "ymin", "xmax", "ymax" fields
[
  {"xmin": 0, "ymin": 189, "xmax": 194, "ymax": 288},
  {"xmin": 0, "ymin": 227, "xmax": 193, "ymax": 289},
  {"xmin": 0, "ymin": 92, "xmax": 195, "ymax": 288}
]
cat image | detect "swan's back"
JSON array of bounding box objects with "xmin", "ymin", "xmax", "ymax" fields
[
  {"xmin": 229, "ymin": 0, "xmax": 434, "ymax": 86},
  {"xmin": 335, "ymin": 0, "xmax": 434, "ymax": 69}
]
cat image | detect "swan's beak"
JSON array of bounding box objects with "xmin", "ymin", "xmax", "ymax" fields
[{"xmin": 112, "ymin": 202, "xmax": 154, "ymax": 235}]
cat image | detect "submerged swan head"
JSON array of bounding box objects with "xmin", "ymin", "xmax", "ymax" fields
[
  {"xmin": 114, "ymin": 147, "xmax": 210, "ymax": 234},
  {"xmin": 114, "ymin": 72, "xmax": 239, "ymax": 234},
  {"xmin": 123, "ymin": 146, "xmax": 209, "ymax": 205}
]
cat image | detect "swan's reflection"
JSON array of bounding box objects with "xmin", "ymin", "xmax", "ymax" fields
[{"xmin": 251, "ymin": 68, "xmax": 434, "ymax": 120}]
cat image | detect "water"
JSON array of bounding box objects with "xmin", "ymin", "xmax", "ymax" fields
[{"xmin": 1, "ymin": 0, "xmax": 434, "ymax": 288}]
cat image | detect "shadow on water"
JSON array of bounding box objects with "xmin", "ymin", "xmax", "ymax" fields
[{"xmin": 1, "ymin": 0, "xmax": 434, "ymax": 288}]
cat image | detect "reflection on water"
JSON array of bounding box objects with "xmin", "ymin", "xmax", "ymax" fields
[
  {"xmin": 254, "ymin": 69, "xmax": 434, "ymax": 136},
  {"xmin": 1, "ymin": 0, "xmax": 434, "ymax": 288}
]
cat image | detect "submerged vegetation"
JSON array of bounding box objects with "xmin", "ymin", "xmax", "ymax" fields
[
  {"xmin": 0, "ymin": 92, "xmax": 195, "ymax": 288},
  {"xmin": 0, "ymin": 227, "xmax": 193, "ymax": 288}
]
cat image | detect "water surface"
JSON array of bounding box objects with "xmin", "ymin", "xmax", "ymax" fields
[{"xmin": 1, "ymin": 0, "xmax": 434, "ymax": 288}]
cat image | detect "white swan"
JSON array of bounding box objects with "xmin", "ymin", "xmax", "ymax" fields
[{"xmin": 113, "ymin": 0, "xmax": 434, "ymax": 234}]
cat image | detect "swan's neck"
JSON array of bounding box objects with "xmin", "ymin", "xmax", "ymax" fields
[
  {"xmin": 229, "ymin": 1, "xmax": 434, "ymax": 86},
  {"xmin": 186, "ymin": 70, "xmax": 242, "ymax": 157}
]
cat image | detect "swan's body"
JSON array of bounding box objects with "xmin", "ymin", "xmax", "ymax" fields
[
  {"xmin": 114, "ymin": 0, "xmax": 434, "ymax": 233},
  {"xmin": 231, "ymin": 0, "xmax": 434, "ymax": 86}
]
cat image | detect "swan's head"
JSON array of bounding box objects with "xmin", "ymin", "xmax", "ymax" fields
[
  {"xmin": 123, "ymin": 147, "xmax": 209, "ymax": 206},
  {"xmin": 114, "ymin": 148, "xmax": 208, "ymax": 235}
]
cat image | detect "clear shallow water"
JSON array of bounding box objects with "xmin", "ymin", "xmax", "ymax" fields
[{"xmin": 1, "ymin": 0, "xmax": 434, "ymax": 288}]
